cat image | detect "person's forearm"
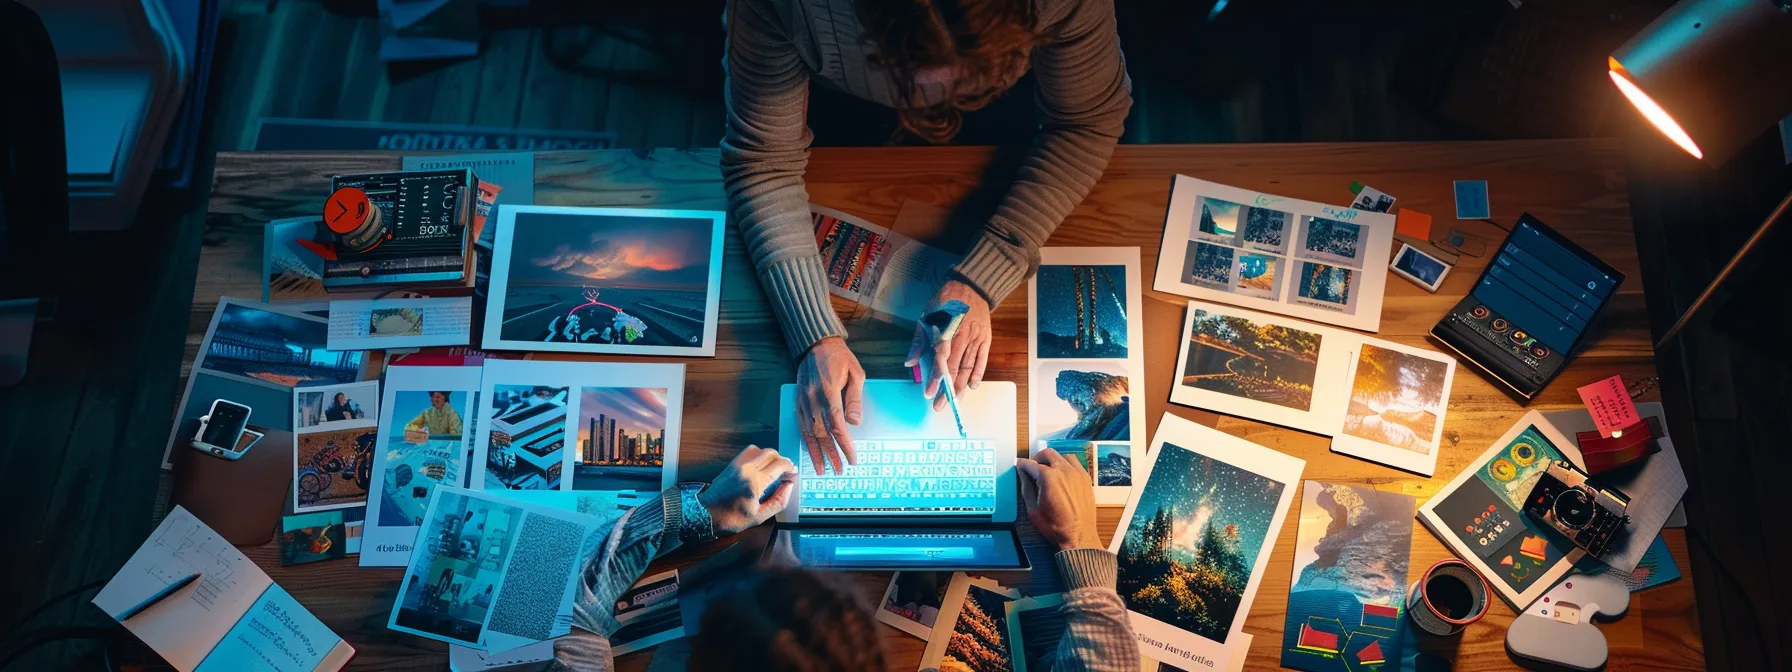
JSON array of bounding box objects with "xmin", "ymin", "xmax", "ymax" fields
[
  {"xmin": 721, "ymin": 0, "xmax": 845, "ymax": 356},
  {"xmin": 1048, "ymin": 548, "xmax": 1141, "ymax": 672},
  {"xmin": 550, "ymin": 486, "xmax": 716, "ymax": 672},
  {"xmin": 949, "ymin": 0, "xmax": 1132, "ymax": 308}
]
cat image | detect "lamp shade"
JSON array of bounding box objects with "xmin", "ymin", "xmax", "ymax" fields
[{"xmin": 1609, "ymin": 0, "xmax": 1792, "ymax": 164}]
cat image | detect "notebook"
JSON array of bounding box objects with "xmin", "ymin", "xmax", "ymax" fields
[{"xmin": 92, "ymin": 506, "xmax": 354, "ymax": 672}]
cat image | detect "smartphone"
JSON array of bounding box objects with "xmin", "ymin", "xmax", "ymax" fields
[
  {"xmin": 1389, "ymin": 243, "xmax": 1452, "ymax": 292},
  {"xmin": 191, "ymin": 399, "xmax": 257, "ymax": 459}
]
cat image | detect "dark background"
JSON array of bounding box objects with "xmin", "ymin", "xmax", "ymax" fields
[{"xmin": 3, "ymin": 0, "xmax": 1789, "ymax": 669}]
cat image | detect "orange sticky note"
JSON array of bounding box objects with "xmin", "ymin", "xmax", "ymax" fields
[
  {"xmin": 1577, "ymin": 375, "xmax": 1640, "ymax": 438},
  {"xmin": 1395, "ymin": 208, "xmax": 1433, "ymax": 239}
]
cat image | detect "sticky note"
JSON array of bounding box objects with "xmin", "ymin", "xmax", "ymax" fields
[
  {"xmin": 1577, "ymin": 375, "xmax": 1641, "ymax": 438},
  {"xmin": 1454, "ymin": 180, "xmax": 1490, "ymax": 219},
  {"xmin": 1395, "ymin": 208, "xmax": 1433, "ymax": 239}
]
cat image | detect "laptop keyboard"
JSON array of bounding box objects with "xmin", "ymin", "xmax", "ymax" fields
[{"xmin": 798, "ymin": 438, "xmax": 997, "ymax": 515}]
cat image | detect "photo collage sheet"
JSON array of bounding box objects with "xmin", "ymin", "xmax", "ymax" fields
[
  {"xmin": 387, "ymin": 486, "xmax": 607, "ymax": 652},
  {"xmin": 472, "ymin": 359, "xmax": 684, "ymax": 498},
  {"xmin": 482, "ymin": 205, "xmax": 726, "ymax": 357},
  {"xmin": 1170, "ymin": 302, "xmax": 1457, "ymax": 475},
  {"xmin": 1027, "ymin": 248, "xmax": 1148, "ymax": 504},
  {"xmin": 1417, "ymin": 412, "xmax": 1585, "ymax": 608},
  {"xmin": 361, "ymin": 365, "xmax": 483, "ymax": 567},
  {"xmin": 810, "ymin": 204, "xmax": 964, "ymax": 323},
  {"xmin": 1280, "ymin": 482, "xmax": 1416, "ymax": 672},
  {"xmin": 1110, "ymin": 413, "xmax": 1304, "ymax": 670},
  {"xmin": 1154, "ymin": 176, "xmax": 1395, "ymax": 332},
  {"xmin": 292, "ymin": 380, "xmax": 382, "ymax": 513},
  {"xmin": 161, "ymin": 298, "xmax": 366, "ymax": 469}
]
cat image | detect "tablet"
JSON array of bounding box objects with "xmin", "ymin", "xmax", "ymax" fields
[{"xmin": 765, "ymin": 525, "xmax": 1031, "ymax": 571}]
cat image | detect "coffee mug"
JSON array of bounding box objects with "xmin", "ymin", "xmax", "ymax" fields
[{"xmin": 1406, "ymin": 559, "xmax": 1491, "ymax": 636}]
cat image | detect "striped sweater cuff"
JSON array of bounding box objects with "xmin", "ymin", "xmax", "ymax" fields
[
  {"xmin": 951, "ymin": 234, "xmax": 1032, "ymax": 308},
  {"xmin": 759, "ymin": 255, "xmax": 849, "ymax": 355},
  {"xmin": 1055, "ymin": 548, "xmax": 1119, "ymax": 591}
]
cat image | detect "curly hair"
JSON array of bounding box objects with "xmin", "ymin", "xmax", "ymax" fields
[
  {"xmin": 854, "ymin": 0, "xmax": 1040, "ymax": 144},
  {"xmin": 688, "ymin": 568, "xmax": 888, "ymax": 671}
]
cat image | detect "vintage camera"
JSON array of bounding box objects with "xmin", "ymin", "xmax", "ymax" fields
[{"xmin": 1522, "ymin": 460, "xmax": 1630, "ymax": 559}]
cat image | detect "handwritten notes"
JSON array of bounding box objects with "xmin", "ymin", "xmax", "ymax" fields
[{"xmin": 1577, "ymin": 375, "xmax": 1640, "ymax": 438}]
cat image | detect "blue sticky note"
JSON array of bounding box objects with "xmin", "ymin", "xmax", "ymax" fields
[{"xmin": 1453, "ymin": 180, "xmax": 1490, "ymax": 219}]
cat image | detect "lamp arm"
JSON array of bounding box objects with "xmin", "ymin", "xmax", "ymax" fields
[{"xmin": 1654, "ymin": 186, "xmax": 1792, "ymax": 350}]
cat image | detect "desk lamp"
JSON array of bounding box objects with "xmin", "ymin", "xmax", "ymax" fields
[{"xmin": 1607, "ymin": 0, "xmax": 1792, "ymax": 348}]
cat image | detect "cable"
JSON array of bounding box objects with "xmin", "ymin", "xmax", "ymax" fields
[{"xmin": 0, "ymin": 579, "xmax": 108, "ymax": 642}]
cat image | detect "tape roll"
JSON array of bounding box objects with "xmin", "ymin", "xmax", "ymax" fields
[{"xmin": 325, "ymin": 187, "xmax": 384, "ymax": 253}]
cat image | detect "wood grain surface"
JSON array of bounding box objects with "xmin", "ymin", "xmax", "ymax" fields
[{"xmin": 190, "ymin": 141, "xmax": 1699, "ymax": 670}]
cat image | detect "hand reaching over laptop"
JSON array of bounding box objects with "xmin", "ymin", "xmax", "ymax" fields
[
  {"xmin": 1018, "ymin": 448, "xmax": 1101, "ymax": 552},
  {"xmin": 700, "ymin": 445, "xmax": 799, "ymax": 535}
]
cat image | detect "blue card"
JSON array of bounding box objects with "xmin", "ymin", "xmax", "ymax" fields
[{"xmin": 1453, "ymin": 180, "xmax": 1490, "ymax": 219}]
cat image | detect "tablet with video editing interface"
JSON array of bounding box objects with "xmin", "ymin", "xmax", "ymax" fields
[{"xmin": 768, "ymin": 526, "xmax": 1030, "ymax": 571}]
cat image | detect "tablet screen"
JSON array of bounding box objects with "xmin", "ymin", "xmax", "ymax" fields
[
  {"xmin": 1472, "ymin": 218, "xmax": 1620, "ymax": 354},
  {"xmin": 777, "ymin": 527, "xmax": 1028, "ymax": 570}
]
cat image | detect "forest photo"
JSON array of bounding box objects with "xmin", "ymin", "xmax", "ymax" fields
[
  {"xmin": 1341, "ymin": 345, "xmax": 1449, "ymax": 454},
  {"xmin": 1117, "ymin": 443, "xmax": 1287, "ymax": 642},
  {"xmin": 1181, "ymin": 310, "xmax": 1322, "ymax": 411},
  {"xmin": 941, "ymin": 584, "xmax": 1016, "ymax": 672}
]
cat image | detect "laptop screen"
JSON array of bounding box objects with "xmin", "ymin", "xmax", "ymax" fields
[
  {"xmin": 796, "ymin": 438, "xmax": 999, "ymax": 517},
  {"xmin": 778, "ymin": 527, "xmax": 1028, "ymax": 570}
]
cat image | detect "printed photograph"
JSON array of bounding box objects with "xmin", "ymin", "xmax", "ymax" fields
[
  {"xmin": 280, "ymin": 510, "xmax": 360, "ymax": 565},
  {"xmin": 1181, "ymin": 310, "xmax": 1321, "ymax": 411},
  {"xmin": 295, "ymin": 381, "xmax": 379, "ymax": 428},
  {"xmin": 1039, "ymin": 440, "xmax": 1096, "ymax": 477},
  {"xmin": 370, "ymin": 307, "xmax": 425, "ymax": 337},
  {"xmin": 1233, "ymin": 253, "xmax": 1282, "ymax": 300},
  {"xmin": 393, "ymin": 491, "xmax": 523, "ymax": 646},
  {"xmin": 486, "ymin": 385, "xmax": 570, "ymax": 490},
  {"xmin": 1182, "ymin": 241, "xmax": 1235, "ymax": 289},
  {"xmin": 613, "ymin": 571, "xmax": 684, "ymax": 654},
  {"xmin": 942, "ymin": 584, "xmax": 1017, "ymax": 672},
  {"xmin": 1282, "ymin": 482, "xmax": 1414, "ymax": 672},
  {"xmin": 1475, "ymin": 426, "xmax": 1565, "ymax": 510},
  {"xmin": 1239, "ymin": 206, "xmax": 1293, "ymax": 254},
  {"xmin": 1095, "ymin": 443, "xmax": 1133, "ymax": 487},
  {"xmin": 295, "ymin": 427, "xmax": 376, "ymax": 510},
  {"xmin": 1192, "ymin": 196, "xmax": 1244, "ymax": 245},
  {"xmin": 496, "ymin": 211, "xmax": 715, "ymax": 349},
  {"xmin": 1297, "ymin": 217, "xmax": 1367, "ymax": 268},
  {"xmin": 1296, "ymin": 262, "xmax": 1355, "ymax": 309},
  {"xmin": 1393, "ymin": 247, "xmax": 1447, "ymax": 286},
  {"xmin": 882, "ymin": 571, "xmax": 952, "ymax": 633},
  {"xmin": 1033, "ymin": 360, "xmax": 1132, "ymax": 442},
  {"xmin": 575, "ymin": 387, "xmax": 670, "ymax": 492},
  {"xmin": 202, "ymin": 302, "xmax": 362, "ymax": 387},
  {"xmin": 813, "ymin": 210, "xmax": 888, "ymax": 296},
  {"xmin": 1035, "ymin": 264, "xmax": 1129, "ymax": 359},
  {"xmin": 1117, "ymin": 442, "xmax": 1287, "ymax": 643},
  {"xmin": 380, "ymin": 390, "xmax": 469, "ymax": 527},
  {"xmin": 1342, "ymin": 345, "xmax": 1450, "ymax": 455}
]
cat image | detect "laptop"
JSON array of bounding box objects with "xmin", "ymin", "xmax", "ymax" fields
[{"xmin": 763, "ymin": 379, "xmax": 1029, "ymax": 572}]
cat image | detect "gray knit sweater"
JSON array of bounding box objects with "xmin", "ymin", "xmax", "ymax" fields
[{"xmin": 722, "ymin": 0, "xmax": 1133, "ymax": 355}]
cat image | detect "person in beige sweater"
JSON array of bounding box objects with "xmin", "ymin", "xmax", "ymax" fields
[{"xmin": 722, "ymin": 0, "xmax": 1133, "ymax": 475}]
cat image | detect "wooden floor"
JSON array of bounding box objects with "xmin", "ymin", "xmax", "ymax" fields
[{"xmin": 5, "ymin": 0, "xmax": 1784, "ymax": 669}]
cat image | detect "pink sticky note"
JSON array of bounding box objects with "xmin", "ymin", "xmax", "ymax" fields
[{"xmin": 1577, "ymin": 375, "xmax": 1640, "ymax": 437}]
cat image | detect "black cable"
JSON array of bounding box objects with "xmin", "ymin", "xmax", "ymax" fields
[
  {"xmin": 0, "ymin": 626, "xmax": 116, "ymax": 672},
  {"xmin": 0, "ymin": 579, "xmax": 108, "ymax": 642}
]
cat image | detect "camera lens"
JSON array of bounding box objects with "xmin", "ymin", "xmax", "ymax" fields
[{"xmin": 1552, "ymin": 490, "xmax": 1595, "ymax": 529}]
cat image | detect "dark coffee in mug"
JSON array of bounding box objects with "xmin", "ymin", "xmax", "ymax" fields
[
  {"xmin": 1407, "ymin": 559, "xmax": 1490, "ymax": 637},
  {"xmin": 1424, "ymin": 573, "xmax": 1476, "ymax": 620}
]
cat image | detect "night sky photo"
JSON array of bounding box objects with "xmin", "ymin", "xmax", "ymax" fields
[
  {"xmin": 1036, "ymin": 264, "xmax": 1128, "ymax": 358},
  {"xmin": 1118, "ymin": 442, "xmax": 1286, "ymax": 641}
]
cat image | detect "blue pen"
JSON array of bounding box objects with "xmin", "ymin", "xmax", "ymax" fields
[
  {"xmin": 117, "ymin": 572, "xmax": 201, "ymax": 621},
  {"xmin": 921, "ymin": 301, "xmax": 971, "ymax": 439}
]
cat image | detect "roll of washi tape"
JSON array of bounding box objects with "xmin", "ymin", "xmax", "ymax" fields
[{"xmin": 324, "ymin": 186, "xmax": 384, "ymax": 253}]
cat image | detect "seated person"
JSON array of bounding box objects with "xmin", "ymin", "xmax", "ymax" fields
[
  {"xmin": 548, "ymin": 446, "xmax": 1137, "ymax": 672},
  {"xmin": 403, "ymin": 390, "xmax": 463, "ymax": 436}
]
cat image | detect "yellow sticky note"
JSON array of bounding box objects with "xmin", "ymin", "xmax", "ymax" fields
[{"xmin": 1396, "ymin": 209, "xmax": 1433, "ymax": 239}]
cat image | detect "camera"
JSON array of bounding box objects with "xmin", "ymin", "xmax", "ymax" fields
[{"xmin": 1521, "ymin": 460, "xmax": 1630, "ymax": 558}]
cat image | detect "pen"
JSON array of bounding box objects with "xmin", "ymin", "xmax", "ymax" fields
[
  {"xmin": 117, "ymin": 572, "xmax": 201, "ymax": 621},
  {"xmin": 938, "ymin": 372, "xmax": 968, "ymax": 439},
  {"xmin": 920, "ymin": 301, "xmax": 972, "ymax": 440}
]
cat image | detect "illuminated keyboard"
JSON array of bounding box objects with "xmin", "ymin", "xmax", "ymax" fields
[{"xmin": 798, "ymin": 438, "xmax": 997, "ymax": 515}]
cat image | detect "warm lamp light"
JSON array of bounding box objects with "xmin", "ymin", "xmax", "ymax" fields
[{"xmin": 1608, "ymin": 0, "xmax": 1792, "ymax": 350}]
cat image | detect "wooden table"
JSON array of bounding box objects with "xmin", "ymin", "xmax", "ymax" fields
[{"xmin": 188, "ymin": 141, "xmax": 1702, "ymax": 670}]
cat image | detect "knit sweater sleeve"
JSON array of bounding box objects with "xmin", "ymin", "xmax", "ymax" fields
[
  {"xmin": 949, "ymin": 0, "xmax": 1133, "ymax": 307},
  {"xmin": 721, "ymin": 0, "xmax": 848, "ymax": 356}
]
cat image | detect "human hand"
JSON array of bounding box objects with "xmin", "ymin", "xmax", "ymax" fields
[
  {"xmin": 797, "ymin": 336, "xmax": 865, "ymax": 476},
  {"xmin": 905, "ymin": 280, "xmax": 992, "ymax": 412},
  {"xmin": 700, "ymin": 445, "xmax": 798, "ymax": 535},
  {"xmin": 1017, "ymin": 448, "xmax": 1100, "ymax": 552}
]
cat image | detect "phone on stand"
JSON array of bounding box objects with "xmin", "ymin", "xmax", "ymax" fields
[{"xmin": 190, "ymin": 399, "xmax": 260, "ymax": 460}]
